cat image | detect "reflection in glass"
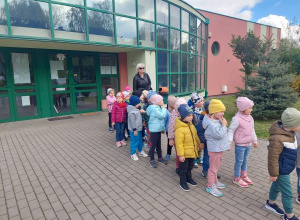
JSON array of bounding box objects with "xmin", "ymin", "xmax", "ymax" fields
[
  {"xmin": 181, "ymin": 10, "xmax": 189, "ymax": 32},
  {"xmin": 100, "ymin": 54, "xmax": 117, "ymax": 74},
  {"xmin": 170, "ymin": 5, "xmax": 180, "ymax": 29},
  {"xmin": 181, "ymin": 32, "xmax": 189, "ymax": 52},
  {"xmin": 0, "ymin": 53, "xmax": 7, "ymax": 87},
  {"xmin": 8, "ymin": 0, "xmax": 50, "ymax": 38},
  {"xmin": 190, "ymin": 15, "xmax": 197, "ymax": 36},
  {"xmin": 197, "ymin": 19, "xmax": 202, "ymax": 37},
  {"xmin": 116, "ymin": 16, "xmax": 137, "ymax": 45},
  {"xmin": 115, "ymin": 0, "xmax": 136, "ymax": 17},
  {"xmin": 171, "ymin": 29, "xmax": 180, "ymax": 51},
  {"xmin": 0, "ymin": 1, "xmax": 8, "ymax": 34},
  {"xmin": 197, "ymin": 56, "xmax": 201, "ymax": 73},
  {"xmin": 138, "ymin": 0, "xmax": 154, "ymax": 21},
  {"xmin": 76, "ymin": 91, "xmax": 98, "ymax": 111},
  {"xmin": 12, "ymin": 53, "xmax": 34, "ymax": 86},
  {"xmin": 157, "ymin": 25, "xmax": 169, "ymax": 49},
  {"xmin": 87, "ymin": 0, "xmax": 112, "ymax": 11},
  {"xmin": 196, "ymin": 74, "xmax": 201, "ymax": 90},
  {"xmin": 158, "ymin": 74, "xmax": 169, "ymax": 88},
  {"xmin": 52, "ymin": 0, "xmax": 83, "ymax": 5},
  {"xmin": 182, "ymin": 74, "xmax": 188, "ymax": 93},
  {"xmin": 88, "ymin": 10, "xmax": 114, "ymax": 43},
  {"xmin": 202, "ymin": 73, "xmax": 205, "ymax": 89},
  {"xmin": 72, "ymin": 56, "xmax": 96, "ymax": 84},
  {"xmin": 53, "ymin": 93, "xmax": 71, "ymax": 114},
  {"xmin": 190, "ymin": 35, "xmax": 197, "ymax": 54},
  {"xmin": 190, "ymin": 55, "xmax": 195, "ymax": 72},
  {"xmin": 0, "ymin": 97, "xmax": 10, "ymax": 120},
  {"xmin": 156, "ymin": 0, "xmax": 168, "ymax": 25},
  {"xmin": 139, "ymin": 21, "xmax": 155, "ymax": 47},
  {"xmin": 52, "ymin": 4, "xmax": 86, "ymax": 40},
  {"xmin": 190, "ymin": 74, "xmax": 195, "ymax": 91},
  {"xmin": 49, "ymin": 54, "xmax": 68, "ymax": 86},
  {"xmin": 171, "ymin": 74, "xmax": 180, "ymax": 94},
  {"xmin": 202, "ymin": 57, "xmax": 206, "ymax": 73},
  {"xmin": 171, "ymin": 52, "xmax": 179, "ymax": 73},
  {"xmin": 16, "ymin": 95, "xmax": 37, "ymax": 118},
  {"xmin": 101, "ymin": 77, "xmax": 118, "ymax": 97},
  {"xmin": 157, "ymin": 51, "xmax": 169, "ymax": 73},
  {"xmin": 201, "ymin": 41, "xmax": 206, "ymax": 56},
  {"xmin": 182, "ymin": 53, "xmax": 188, "ymax": 73}
]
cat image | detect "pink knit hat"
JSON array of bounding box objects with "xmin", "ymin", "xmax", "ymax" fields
[
  {"xmin": 236, "ymin": 97, "xmax": 254, "ymax": 112},
  {"xmin": 174, "ymin": 98, "xmax": 187, "ymax": 110},
  {"xmin": 125, "ymin": 86, "xmax": 131, "ymax": 91},
  {"xmin": 168, "ymin": 96, "xmax": 177, "ymax": 110},
  {"xmin": 150, "ymin": 94, "xmax": 163, "ymax": 105}
]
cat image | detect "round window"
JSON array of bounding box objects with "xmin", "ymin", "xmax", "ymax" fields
[{"xmin": 211, "ymin": 42, "xmax": 220, "ymax": 56}]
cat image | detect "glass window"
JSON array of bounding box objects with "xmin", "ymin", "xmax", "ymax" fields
[
  {"xmin": 170, "ymin": 5, "xmax": 180, "ymax": 29},
  {"xmin": 157, "ymin": 25, "xmax": 169, "ymax": 49},
  {"xmin": 156, "ymin": 0, "xmax": 168, "ymax": 25},
  {"xmin": 201, "ymin": 57, "xmax": 205, "ymax": 73},
  {"xmin": 88, "ymin": 10, "xmax": 114, "ymax": 43},
  {"xmin": 0, "ymin": 1, "xmax": 7, "ymax": 34},
  {"xmin": 101, "ymin": 77, "xmax": 118, "ymax": 98},
  {"xmin": 16, "ymin": 95, "xmax": 37, "ymax": 118},
  {"xmin": 197, "ymin": 19, "xmax": 201, "ymax": 37},
  {"xmin": 212, "ymin": 41, "xmax": 220, "ymax": 56},
  {"xmin": 8, "ymin": 0, "xmax": 50, "ymax": 38},
  {"xmin": 182, "ymin": 74, "xmax": 188, "ymax": 93},
  {"xmin": 197, "ymin": 55, "xmax": 201, "ymax": 73},
  {"xmin": 158, "ymin": 74, "xmax": 169, "ymax": 88},
  {"xmin": 201, "ymin": 40, "xmax": 206, "ymax": 56},
  {"xmin": 190, "ymin": 74, "xmax": 195, "ymax": 91},
  {"xmin": 171, "ymin": 74, "xmax": 180, "ymax": 94},
  {"xmin": 190, "ymin": 55, "xmax": 196, "ymax": 72},
  {"xmin": 171, "ymin": 52, "xmax": 180, "ymax": 73},
  {"xmin": 196, "ymin": 74, "xmax": 201, "ymax": 90},
  {"xmin": 202, "ymin": 73, "xmax": 205, "ymax": 89},
  {"xmin": 72, "ymin": 56, "xmax": 96, "ymax": 84},
  {"xmin": 53, "ymin": 93, "xmax": 71, "ymax": 114},
  {"xmin": 139, "ymin": 21, "xmax": 155, "ymax": 48},
  {"xmin": 100, "ymin": 54, "xmax": 117, "ymax": 75},
  {"xmin": 12, "ymin": 53, "xmax": 34, "ymax": 86},
  {"xmin": 181, "ymin": 32, "xmax": 189, "ymax": 52},
  {"xmin": 157, "ymin": 51, "xmax": 169, "ymax": 73},
  {"xmin": 181, "ymin": 10, "xmax": 189, "ymax": 32},
  {"xmin": 190, "ymin": 15, "xmax": 197, "ymax": 36},
  {"xmin": 116, "ymin": 16, "xmax": 137, "ymax": 45},
  {"xmin": 115, "ymin": 0, "xmax": 136, "ymax": 17},
  {"xmin": 75, "ymin": 91, "xmax": 98, "ymax": 111},
  {"xmin": 52, "ymin": 4, "xmax": 86, "ymax": 40},
  {"xmin": 182, "ymin": 53, "xmax": 188, "ymax": 73},
  {"xmin": 0, "ymin": 54, "xmax": 7, "ymax": 87},
  {"xmin": 138, "ymin": 0, "xmax": 154, "ymax": 21},
  {"xmin": 171, "ymin": 29, "xmax": 180, "ymax": 51},
  {"xmin": 0, "ymin": 97, "xmax": 10, "ymax": 120},
  {"xmin": 87, "ymin": 0, "xmax": 113, "ymax": 11},
  {"xmin": 190, "ymin": 35, "xmax": 197, "ymax": 54},
  {"xmin": 49, "ymin": 54, "xmax": 68, "ymax": 86},
  {"xmin": 52, "ymin": 0, "xmax": 83, "ymax": 5}
]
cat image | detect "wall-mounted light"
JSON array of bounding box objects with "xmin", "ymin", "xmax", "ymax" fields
[
  {"xmin": 208, "ymin": 32, "xmax": 212, "ymax": 38},
  {"xmin": 222, "ymin": 85, "xmax": 227, "ymax": 93}
]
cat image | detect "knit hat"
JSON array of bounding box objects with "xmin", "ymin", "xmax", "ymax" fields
[
  {"xmin": 178, "ymin": 104, "xmax": 193, "ymax": 119},
  {"xmin": 132, "ymin": 90, "xmax": 142, "ymax": 98},
  {"xmin": 204, "ymin": 100, "xmax": 210, "ymax": 114},
  {"xmin": 122, "ymin": 91, "xmax": 130, "ymax": 98},
  {"xmin": 129, "ymin": 95, "xmax": 140, "ymax": 106},
  {"xmin": 107, "ymin": 88, "xmax": 113, "ymax": 94},
  {"xmin": 125, "ymin": 86, "xmax": 131, "ymax": 91},
  {"xmin": 281, "ymin": 108, "xmax": 300, "ymax": 129},
  {"xmin": 190, "ymin": 92, "xmax": 204, "ymax": 104},
  {"xmin": 146, "ymin": 90, "xmax": 158, "ymax": 99},
  {"xmin": 116, "ymin": 92, "xmax": 124, "ymax": 100},
  {"xmin": 174, "ymin": 98, "xmax": 187, "ymax": 110},
  {"xmin": 142, "ymin": 90, "xmax": 149, "ymax": 98},
  {"xmin": 237, "ymin": 97, "xmax": 254, "ymax": 112},
  {"xmin": 168, "ymin": 96, "xmax": 177, "ymax": 110},
  {"xmin": 208, "ymin": 99, "xmax": 226, "ymax": 114},
  {"xmin": 150, "ymin": 94, "xmax": 163, "ymax": 105}
]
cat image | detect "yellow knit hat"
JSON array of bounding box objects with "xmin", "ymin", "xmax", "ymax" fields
[{"xmin": 208, "ymin": 99, "xmax": 226, "ymax": 114}]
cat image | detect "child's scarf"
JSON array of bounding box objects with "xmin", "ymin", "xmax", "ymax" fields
[{"xmin": 116, "ymin": 92, "xmax": 127, "ymax": 108}]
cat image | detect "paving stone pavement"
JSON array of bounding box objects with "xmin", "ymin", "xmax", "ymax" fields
[{"xmin": 0, "ymin": 112, "xmax": 300, "ymax": 220}]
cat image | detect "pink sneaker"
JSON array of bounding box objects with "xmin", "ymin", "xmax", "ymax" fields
[
  {"xmin": 233, "ymin": 178, "xmax": 248, "ymax": 188},
  {"xmin": 241, "ymin": 175, "xmax": 253, "ymax": 185},
  {"xmin": 120, "ymin": 140, "xmax": 127, "ymax": 146},
  {"xmin": 116, "ymin": 142, "xmax": 122, "ymax": 147}
]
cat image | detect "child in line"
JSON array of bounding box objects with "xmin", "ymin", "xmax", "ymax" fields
[
  {"xmin": 111, "ymin": 92, "xmax": 127, "ymax": 147},
  {"xmin": 127, "ymin": 95, "xmax": 148, "ymax": 161},
  {"xmin": 202, "ymin": 99, "xmax": 229, "ymax": 197},
  {"xmin": 228, "ymin": 97, "xmax": 258, "ymax": 188},
  {"xmin": 296, "ymin": 132, "xmax": 300, "ymax": 205},
  {"xmin": 147, "ymin": 94, "xmax": 168, "ymax": 168},
  {"xmin": 123, "ymin": 91, "xmax": 131, "ymax": 140},
  {"xmin": 106, "ymin": 88, "xmax": 116, "ymax": 132},
  {"xmin": 265, "ymin": 108, "xmax": 300, "ymax": 220},
  {"xmin": 175, "ymin": 104, "xmax": 201, "ymax": 191},
  {"xmin": 125, "ymin": 86, "xmax": 132, "ymax": 94}
]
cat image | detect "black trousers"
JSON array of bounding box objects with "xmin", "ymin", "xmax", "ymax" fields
[
  {"xmin": 108, "ymin": 113, "xmax": 112, "ymax": 127},
  {"xmin": 179, "ymin": 158, "xmax": 194, "ymax": 185},
  {"xmin": 149, "ymin": 132, "xmax": 162, "ymax": 161},
  {"xmin": 166, "ymin": 132, "xmax": 172, "ymax": 155}
]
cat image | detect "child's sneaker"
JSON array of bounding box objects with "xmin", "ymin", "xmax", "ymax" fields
[
  {"xmin": 206, "ymin": 185, "xmax": 222, "ymax": 197},
  {"xmin": 199, "ymin": 158, "xmax": 203, "ymax": 164},
  {"xmin": 283, "ymin": 214, "xmax": 299, "ymax": 220},
  {"xmin": 193, "ymin": 161, "xmax": 199, "ymax": 168},
  {"xmin": 265, "ymin": 200, "xmax": 284, "ymax": 216},
  {"xmin": 216, "ymin": 181, "xmax": 226, "ymax": 189},
  {"xmin": 158, "ymin": 158, "xmax": 168, "ymax": 165},
  {"xmin": 138, "ymin": 151, "xmax": 148, "ymax": 157},
  {"xmin": 116, "ymin": 142, "xmax": 122, "ymax": 147},
  {"xmin": 233, "ymin": 178, "xmax": 248, "ymax": 188},
  {"xmin": 179, "ymin": 182, "xmax": 190, "ymax": 192},
  {"xmin": 120, "ymin": 140, "xmax": 127, "ymax": 146},
  {"xmin": 296, "ymin": 196, "xmax": 300, "ymax": 204},
  {"xmin": 241, "ymin": 175, "xmax": 253, "ymax": 185},
  {"xmin": 164, "ymin": 154, "xmax": 171, "ymax": 161},
  {"xmin": 201, "ymin": 170, "xmax": 208, "ymax": 178},
  {"xmin": 187, "ymin": 179, "xmax": 197, "ymax": 186},
  {"xmin": 150, "ymin": 160, "xmax": 157, "ymax": 168},
  {"xmin": 131, "ymin": 153, "xmax": 139, "ymax": 161},
  {"xmin": 109, "ymin": 127, "xmax": 113, "ymax": 132}
]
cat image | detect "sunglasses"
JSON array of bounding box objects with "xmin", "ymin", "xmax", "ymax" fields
[{"xmin": 139, "ymin": 67, "xmax": 145, "ymax": 69}]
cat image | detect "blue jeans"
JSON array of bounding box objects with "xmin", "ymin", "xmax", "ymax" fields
[
  {"xmin": 297, "ymin": 168, "xmax": 300, "ymax": 196},
  {"xmin": 202, "ymin": 143, "xmax": 209, "ymax": 172},
  {"xmin": 130, "ymin": 131, "xmax": 143, "ymax": 155},
  {"xmin": 234, "ymin": 145, "xmax": 251, "ymax": 177},
  {"xmin": 115, "ymin": 122, "xmax": 125, "ymax": 142}
]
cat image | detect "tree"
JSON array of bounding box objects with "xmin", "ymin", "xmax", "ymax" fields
[{"xmin": 278, "ymin": 38, "xmax": 300, "ymax": 75}]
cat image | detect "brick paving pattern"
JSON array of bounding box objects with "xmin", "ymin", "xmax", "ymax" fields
[{"xmin": 0, "ymin": 112, "xmax": 300, "ymax": 220}]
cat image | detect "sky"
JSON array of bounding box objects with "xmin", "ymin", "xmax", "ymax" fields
[{"xmin": 183, "ymin": 0, "xmax": 300, "ymax": 39}]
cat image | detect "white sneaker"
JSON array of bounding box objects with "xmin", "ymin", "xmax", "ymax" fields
[
  {"xmin": 139, "ymin": 150, "xmax": 148, "ymax": 157},
  {"xmin": 131, "ymin": 153, "xmax": 139, "ymax": 161}
]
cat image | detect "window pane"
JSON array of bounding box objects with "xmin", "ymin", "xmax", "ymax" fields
[
  {"xmin": 190, "ymin": 74, "xmax": 195, "ymax": 91},
  {"xmin": 49, "ymin": 54, "xmax": 68, "ymax": 86},
  {"xmin": 181, "ymin": 32, "xmax": 189, "ymax": 52},
  {"xmin": 72, "ymin": 56, "xmax": 96, "ymax": 84},
  {"xmin": 182, "ymin": 53, "xmax": 188, "ymax": 72},
  {"xmin": 52, "ymin": 0, "xmax": 83, "ymax": 5},
  {"xmin": 8, "ymin": 0, "xmax": 50, "ymax": 38},
  {"xmin": 171, "ymin": 29, "xmax": 180, "ymax": 51},
  {"xmin": 53, "ymin": 93, "xmax": 71, "ymax": 114},
  {"xmin": 196, "ymin": 74, "xmax": 201, "ymax": 90},
  {"xmin": 190, "ymin": 14, "xmax": 197, "ymax": 35},
  {"xmin": 156, "ymin": 0, "xmax": 168, "ymax": 25},
  {"xmin": 100, "ymin": 54, "xmax": 117, "ymax": 74},
  {"xmin": 88, "ymin": 10, "xmax": 114, "ymax": 43},
  {"xmin": 158, "ymin": 74, "xmax": 169, "ymax": 88},
  {"xmin": 190, "ymin": 35, "xmax": 197, "ymax": 54},
  {"xmin": 0, "ymin": 97, "xmax": 10, "ymax": 120},
  {"xmin": 202, "ymin": 73, "xmax": 205, "ymax": 89},
  {"xmin": 171, "ymin": 74, "xmax": 180, "ymax": 94},
  {"xmin": 197, "ymin": 19, "xmax": 201, "ymax": 37},
  {"xmin": 171, "ymin": 52, "xmax": 180, "ymax": 72},
  {"xmin": 182, "ymin": 74, "xmax": 188, "ymax": 93},
  {"xmin": 87, "ymin": 0, "xmax": 112, "ymax": 11},
  {"xmin": 0, "ymin": 53, "xmax": 7, "ymax": 87},
  {"xmin": 181, "ymin": 10, "xmax": 189, "ymax": 32},
  {"xmin": 138, "ymin": 0, "xmax": 154, "ymax": 21},
  {"xmin": 201, "ymin": 40, "xmax": 206, "ymax": 56},
  {"xmin": 16, "ymin": 95, "xmax": 37, "ymax": 118},
  {"xmin": 157, "ymin": 25, "xmax": 169, "ymax": 49},
  {"xmin": 197, "ymin": 55, "xmax": 201, "ymax": 72},
  {"xmin": 170, "ymin": 5, "xmax": 180, "ymax": 29},
  {"xmin": 157, "ymin": 51, "xmax": 169, "ymax": 73},
  {"xmin": 139, "ymin": 21, "xmax": 155, "ymax": 47},
  {"xmin": 76, "ymin": 91, "xmax": 98, "ymax": 111},
  {"xmin": 115, "ymin": 0, "xmax": 136, "ymax": 17},
  {"xmin": 190, "ymin": 55, "xmax": 195, "ymax": 72},
  {"xmin": 52, "ymin": 4, "xmax": 86, "ymax": 40},
  {"xmin": 101, "ymin": 77, "xmax": 118, "ymax": 98},
  {"xmin": 116, "ymin": 16, "xmax": 137, "ymax": 45},
  {"xmin": 0, "ymin": 1, "xmax": 8, "ymax": 34},
  {"xmin": 12, "ymin": 53, "xmax": 34, "ymax": 86}
]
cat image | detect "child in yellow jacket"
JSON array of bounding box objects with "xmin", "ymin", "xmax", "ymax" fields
[{"xmin": 175, "ymin": 104, "xmax": 201, "ymax": 191}]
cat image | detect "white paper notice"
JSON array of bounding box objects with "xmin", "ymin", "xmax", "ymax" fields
[
  {"xmin": 56, "ymin": 88, "xmax": 65, "ymax": 91},
  {"xmin": 12, "ymin": 53, "xmax": 31, "ymax": 84},
  {"xmin": 50, "ymin": 60, "xmax": 64, "ymax": 79},
  {"xmin": 112, "ymin": 66, "xmax": 117, "ymax": 74},
  {"xmin": 21, "ymin": 96, "xmax": 30, "ymax": 106}
]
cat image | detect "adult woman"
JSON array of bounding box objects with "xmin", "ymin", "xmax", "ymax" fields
[{"xmin": 133, "ymin": 63, "xmax": 152, "ymax": 91}]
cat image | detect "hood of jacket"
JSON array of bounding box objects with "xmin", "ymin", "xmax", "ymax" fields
[
  {"xmin": 127, "ymin": 105, "xmax": 138, "ymax": 114},
  {"xmin": 269, "ymin": 121, "xmax": 295, "ymax": 138},
  {"xmin": 202, "ymin": 114, "xmax": 210, "ymax": 129},
  {"xmin": 174, "ymin": 117, "xmax": 190, "ymax": 131}
]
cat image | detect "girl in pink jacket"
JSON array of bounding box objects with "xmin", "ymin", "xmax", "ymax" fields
[
  {"xmin": 106, "ymin": 88, "xmax": 116, "ymax": 132},
  {"xmin": 228, "ymin": 97, "xmax": 258, "ymax": 188}
]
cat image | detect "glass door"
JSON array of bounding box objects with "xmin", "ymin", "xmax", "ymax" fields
[{"xmin": 0, "ymin": 53, "xmax": 12, "ymax": 122}]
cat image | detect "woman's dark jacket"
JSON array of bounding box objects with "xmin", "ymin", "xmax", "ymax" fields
[{"xmin": 133, "ymin": 72, "xmax": 152, "ymax": 91}]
